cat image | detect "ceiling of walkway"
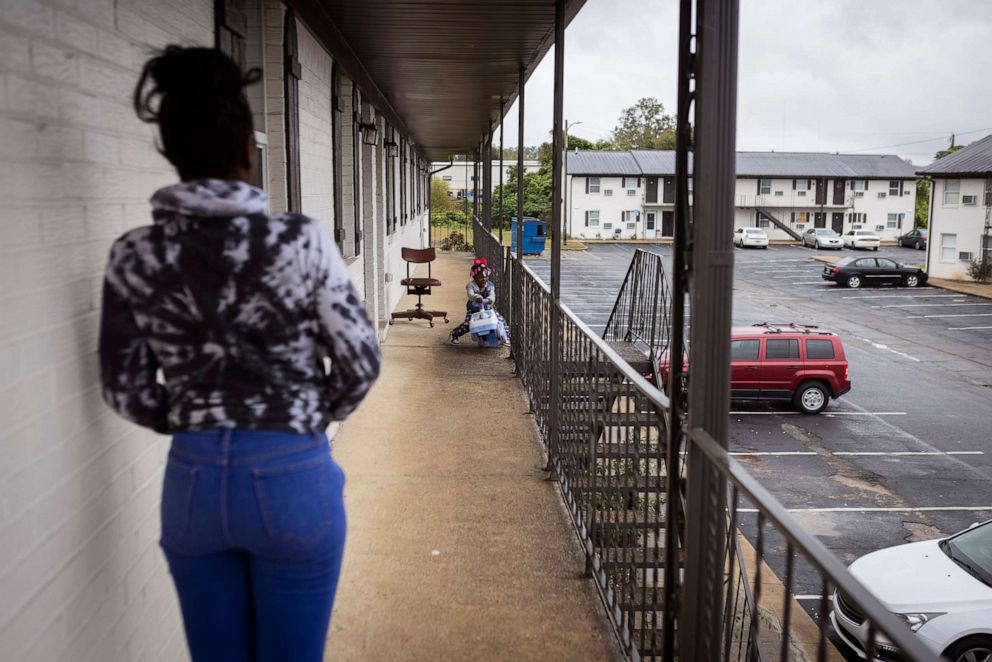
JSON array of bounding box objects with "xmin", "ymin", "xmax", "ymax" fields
[{"xmin": 290, "ymin": 0, "xmax": 585, "ymax": 160}]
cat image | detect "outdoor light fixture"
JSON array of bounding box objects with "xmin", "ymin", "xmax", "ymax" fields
[
  {"xmin": 384, "ymin": 140, "xmax": 399, "ymax": 157},
  {"xmin": 359, "ymin": 122, "xmax": 379, "ymax": 146}
]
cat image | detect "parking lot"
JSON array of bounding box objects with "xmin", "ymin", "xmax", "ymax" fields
[{"xmin": 526, "ymin": 242, "xmax": 992, "ymax": 647}]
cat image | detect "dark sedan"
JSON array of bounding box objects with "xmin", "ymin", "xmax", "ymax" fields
[
  {"xmin": 897, "ymin": 228, "xmax": 928, "ymax": 250},
  {"xmin": 822, "ymin": 256, "xmax": 928, "ymax": 289}
]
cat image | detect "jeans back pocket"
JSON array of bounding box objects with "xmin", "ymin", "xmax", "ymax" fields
[
  {"xmin": 252, "ymin": 455, "xmax": 334, "ymax": 546},
  {"xmin": 161, "ymin": 458, "xmax": 199, "ymax": 539}
]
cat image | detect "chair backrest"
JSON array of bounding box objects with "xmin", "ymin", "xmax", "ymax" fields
[{"xmin": 401, "ymin": 247, "xmax": 436, "ymax": 264}]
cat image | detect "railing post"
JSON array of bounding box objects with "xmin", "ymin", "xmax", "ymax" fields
[
  {"xmin": 483, "ymin": 130, "xmax": 493, "ymax": 231},
  {"xmin": 516, "ymin": 64, "xmax": 525, "ymax": 261},
  {"xmin": 547, "ymin": 0, "xmax": 565, "ymax": 474},
  {"xmin": 679, "ymin": 0, "xmax": 740, "ymax": 660},
  {"xmin": 664, "ymin": 1, "xmax": 695, "ymax": 658}
]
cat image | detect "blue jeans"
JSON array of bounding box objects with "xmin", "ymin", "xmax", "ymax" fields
[{"xmin": 160, "ymin": 428, "xmax": 346, "ymax": 662}]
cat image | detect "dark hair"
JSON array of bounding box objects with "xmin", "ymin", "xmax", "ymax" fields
[{"xmin": 134, "ymin": 46, "xmax": 261, "ymax": 180}]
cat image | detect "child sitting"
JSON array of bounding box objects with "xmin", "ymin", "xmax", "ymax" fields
[{"xmin": 449, "ymin": 258, "xmax": 509, "ymax": 346}]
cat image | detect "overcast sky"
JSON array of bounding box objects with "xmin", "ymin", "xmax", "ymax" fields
[{"xmin": 497, "ymin": 0, "xmax": 992, "ymax": 165}]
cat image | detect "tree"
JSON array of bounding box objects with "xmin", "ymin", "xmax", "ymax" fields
[
  {"xmin": 430, "ymin": 177, "xmax": 455, "ymax": 214},
  {"xmin": 915, "ymin": 178, "xmax": 931, "ymax": 228},
  {"xmin": 609, "ymin": 97, "xmax": 676, "ymax": 150},
  {"xmin": 492, "ymin": 165, "xmax": 553, "ymax": 227}
]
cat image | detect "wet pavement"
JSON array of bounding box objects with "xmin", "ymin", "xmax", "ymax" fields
[{"xmin": 525, "ymin": 242, "xmax": 992, "ymax": 657}]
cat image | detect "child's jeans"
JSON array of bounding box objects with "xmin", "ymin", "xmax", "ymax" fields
[{"xmin": 160, "ymin": 428, "xmax": 346, "ymax": 662}]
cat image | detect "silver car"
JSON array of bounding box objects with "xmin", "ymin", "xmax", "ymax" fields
[{"xmin": 802, "ymin": 227, "xmax": 843, "ymax": 249}]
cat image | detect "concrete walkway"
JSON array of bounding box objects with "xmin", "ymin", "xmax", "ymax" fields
[{"xmin": 327, "ymin": 252, "xmax": 620, "ymax": 661}]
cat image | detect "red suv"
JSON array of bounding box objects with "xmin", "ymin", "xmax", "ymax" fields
[{"xmin": 658, "ymin": 324, "xmax": 851, "ymax": 414}]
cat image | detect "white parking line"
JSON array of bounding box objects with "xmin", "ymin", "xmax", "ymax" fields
[
  {"xmin": 874, "ymin": 303, "xmax": 992, "ymax": 308},
  {"xmin": 730, "ymin": 450, "xmax": 982, "ymax": 457},
  {"xmin": 795, "ymin": 595, "xmax": 826, "ymax": 601},
  {"xmin": 739, "ymin": 506, "xmax": 992, "ymax": 513},
  {"xmin": 824, "ymin": 289, "xmax": 941, "ymax": 296},
  {"xmin": 791, "ymin": 281, "xmax": 826, "ymax": 284},
  {"xmin": 907, "ymin": 313, "xmax": 992, "ymax": 319},
  {"xmin": 860, "ymin": 338, "xmax": 921, "ymax": 362},
  {"xmin": 949, "ymin": 326, "xmax": 992, "ymax": 331},
  {"xmin": 729, "ymin": 411, "xmax": 907, "ymax": 416}
]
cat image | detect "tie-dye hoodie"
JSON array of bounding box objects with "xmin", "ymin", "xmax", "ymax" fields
[{"xmin": 99, "ymin": 179, "xmax": 381, "ymax": 434}]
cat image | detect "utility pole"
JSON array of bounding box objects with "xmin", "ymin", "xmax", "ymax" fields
[{"xmin": 564, "ymin": 119, "xmax": 582, "ymax": 241}]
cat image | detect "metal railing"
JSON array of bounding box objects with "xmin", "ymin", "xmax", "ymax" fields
[
  {"xmin": 603, "ymin": 249, "xmax": 675, "ymax": 361},
  {"xmin": 474, "ymin": 217, "xmax": 937, "ymax": 661}
]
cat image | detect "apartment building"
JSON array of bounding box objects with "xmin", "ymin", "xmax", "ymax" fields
[
  {"xmin": 919, "ymin": 135, "xmax": 992, "ymax": 280},
  {"xmin": 566, "ymin": 150, "xmax": 918, "ymax": 241},
  {"xmin": 431, "ymin": 159, "xmax": 541, "ymax": 200}
]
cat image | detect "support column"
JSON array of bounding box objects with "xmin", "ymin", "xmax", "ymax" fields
[
  {"xmin": 473, "ymin": 150, "xmax": 480, "ymax": 221},
  {"xmin": 499, "ymin": 99, "xmax": 505, "ymax": 244},
  {"xmin": 548, "ymin": 0, "xmax": 565, "ymax": 471},
  {"xmin": 665, "ymin": 0, "xmax": 694, "ymax": 656},
  {"xmin": 680, "ymin": 0, "xmax": 740, "ymax": 659},
  {"xmin": 516, "ymin": 65, "xmax": 525, "ymax": 260},
  {"xmin": 483, "ymin": 131, "xmax": 493, "ymax": 231}
]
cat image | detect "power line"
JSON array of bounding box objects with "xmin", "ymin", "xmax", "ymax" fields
[{"xmin": 844, "ymin": 127, "xmax": 992, "ymax": 154}]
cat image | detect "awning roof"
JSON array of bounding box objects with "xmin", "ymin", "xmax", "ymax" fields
[{"xmin": 290, "ymin": 0, "xmax": 585, "ymax": 160}]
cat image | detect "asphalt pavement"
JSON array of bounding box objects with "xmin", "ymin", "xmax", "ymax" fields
[{"xmin": 524, "ymin": 242, "xmax": 992, "ymax": 655}]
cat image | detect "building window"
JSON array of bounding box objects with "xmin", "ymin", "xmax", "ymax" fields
[
  {"xmin": 603, "ymin": 222, "xmax": 613, "ymax": 230},
  {"xmin": 622, "ymin": 177, "xmax": 638, "ymax": 190},
  {"xmin": 851, "ymin": 179, "xmax": 866, "ymax": 192},
  {"xmin": 848, "ymin": 212, "xmax": 866, "ymax": 228},
  {"xmin": 790, "ymin": 211, "xmax": 809, "ymax": 224},
  {"xmin": 889, "ymin": 180, "xmax": 900, "ymax": 196},
  {"xmin": 622, "ymin": 210, "xmax": 638, "ymax": 224},
  {"xmin": 756, "ymin": 212, "xmax": 771, "ymax": 228},
  {"xmin": 758, "ymin": 178, "xmax": 771, "ymax": 195},
  {"xmin": 794, "ymin": 179, "xmax": 810, "ymax": 192},
  {"xmin": 587, "ymin": 177, "xmax": 600, "ymax": 193},
  {"xmin": 886, "ymin": 213, "xmax": 899, "ymax": 229},
  {"xmin": 442, "ymin": 175, "xmax": 452, "ymax": 181},
  {"xmin": 585, "ymin": 210, "xmax": 600, "ymax": 227},
  {"xmin": 943, "ymin": 179, "xmax": 960, "ymax": 205},
  {"xmin": 940, "ymin": 233, "xmax": 957, "ymax": 262}
]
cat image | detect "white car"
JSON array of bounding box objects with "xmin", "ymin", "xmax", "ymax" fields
[
  {"xmin": 802, "ymin": 227, "xmax": 843, "ymax": 249},
  {"xmin": 733, "ymin": 227, "xmax": 769, "ymax": 248},
  {"xmin": 843, "ymin": 229, "xmax": 881, "ymax": 251},
  {"xmin": 832, "ymin": 520, "xmax": 992, "ymax": 661}
]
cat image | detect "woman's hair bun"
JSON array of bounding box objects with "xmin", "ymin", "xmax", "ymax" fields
[{"xmin": 134, "ymin": 46, "xmax": 260, "ymax": 122}]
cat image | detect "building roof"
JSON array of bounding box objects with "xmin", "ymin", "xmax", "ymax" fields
[
  {"xmin": 567, "ymin": 150, "xmax": 918, "ymax": 179},
  {"xmin": 918, "ymin": 135, "xmax": 992, "ymax": 177},
  {"xmin": 292, "ymin": 0, "xmax": 586, "ymax": 160},
  {"xmin": 568, "ymin": 151, "xmax": 641, "ymax": 176}
]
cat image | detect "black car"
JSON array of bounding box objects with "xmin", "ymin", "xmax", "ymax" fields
[
  {"xmin": 897, "ymin": 228, "xmax": 928, "ymax": 250},
  {"xmin": 821, "ymin": 256, "xmax": 928, "ymax": 289}
]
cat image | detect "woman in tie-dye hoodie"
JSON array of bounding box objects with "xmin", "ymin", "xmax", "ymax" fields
[{"xmin": 99, "ymin": 46, "xmax": 379, "ymax": 662}]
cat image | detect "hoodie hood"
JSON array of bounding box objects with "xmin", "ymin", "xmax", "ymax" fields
[{"xmin": 150, "ymin": 179, "xmax": 268, "ymax": 221}]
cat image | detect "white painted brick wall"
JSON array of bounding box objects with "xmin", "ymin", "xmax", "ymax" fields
[
  {"xmin": 0, "ymin": 1, "xmax": 213, "ymax": 660},
  {"xmin": 296, "ymin": 17, "xmax": 334, "ymax": 239}
]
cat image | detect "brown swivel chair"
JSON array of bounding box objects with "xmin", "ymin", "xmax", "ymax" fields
[{"xmin": 389, "ymin": 247, "xmax": 449, "ymax": 328}]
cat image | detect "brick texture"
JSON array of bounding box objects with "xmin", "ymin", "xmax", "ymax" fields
[
  {"xmin": 0, "ymin": 0, "xmax": 432, "ymax": 659},
  {"xmin": 0, "ymin": 1, "xmax": 213, "ymax": 660}
]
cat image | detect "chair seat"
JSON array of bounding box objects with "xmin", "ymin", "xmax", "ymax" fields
[{"xmin": 401, "ymin": 277, "xmax": 441, "ymax": 287}]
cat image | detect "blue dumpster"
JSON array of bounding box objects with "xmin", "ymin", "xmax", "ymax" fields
[{"xmin": 510, "ymin": 217, "xmax": 547, "ymax": 255}]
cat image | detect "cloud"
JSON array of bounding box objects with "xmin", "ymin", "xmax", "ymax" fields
[{"xmin": 497, "ymin": 0, "xmax": 992, "ymax": 165}]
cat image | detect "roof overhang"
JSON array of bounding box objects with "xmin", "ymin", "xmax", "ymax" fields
[{"xmin": 288, "ymin": 0, "xmax": 586, "ymax": 160}]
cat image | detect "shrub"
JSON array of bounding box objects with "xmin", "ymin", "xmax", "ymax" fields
[
  {"xmin": 966, "ymin": 258, "xmax": 992, "ymax": 283},
  {"xmin": 439, "ymin": 231, "xmax": 471, "ymax": 252}
]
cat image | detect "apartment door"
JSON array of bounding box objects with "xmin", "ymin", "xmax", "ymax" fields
[
  {"xmin": 661, "ymin": 211, "xmax": 674, "ymax": 237},
  {"xmin": 645, "ymin": 177, "xmax": 659, "ymax": 204},
  {"xmin": 815, "ymin": 178, "xmax": 827, "ymax": 205},
  {"xmin": 814, "ymin": 212, "xmax": 826, "ymax": 228},
  {"xmin": 831, "ymin": 212, "xmax": 844, "ymax": 233},
  {"xmin": 645, "ymin": 211, "xmax": 657, "ymax": 238},
  {"xmin": 662, "ymin": 177, "xmax": 675, "ymax": 204},
  {"xmin": 832, "ymin": 179, "xmax": 845, "ymax": 205}
]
